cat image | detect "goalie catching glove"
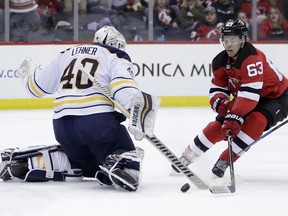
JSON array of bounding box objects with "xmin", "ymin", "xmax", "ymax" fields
[
  {"xmin": 128, "ymin": 91, "xmax": 161, "ymax": 141},
  {"xmin": 16, "ymin": 58, "xmax": 41, "ymax": 79}
]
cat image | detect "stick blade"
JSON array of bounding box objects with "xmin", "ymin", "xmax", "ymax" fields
[{"xmin": 209, "ymin": 185, "xmax": 236, "ymax": 194}]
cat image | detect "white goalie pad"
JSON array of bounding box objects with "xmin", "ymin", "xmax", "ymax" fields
[
  {"xmin": 98, "ymin": 147, "xmax": 144, "ymax": 191},
  {"xmin": 28, "ymin": 149, "xmax": 73, "ymax": 178},
  {"xmin": 16, "ymin": 58, "xmax": 41, "ymax": 79},
  {"xmin": 0, "ymin": 145, "xmax": 82, "ymax": 182},
  {"xmin": 128, "ymin": 91, "xmax": 161, "ymax": 141}
]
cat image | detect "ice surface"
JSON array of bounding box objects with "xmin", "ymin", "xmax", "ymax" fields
[{"xmin": 0, "ymin": 107, "xmax": 287, "ymax": 216}]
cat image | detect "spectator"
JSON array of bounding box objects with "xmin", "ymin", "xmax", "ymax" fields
[
  {"xmin": 87, "ymin": 0, "xmax": 117, "ymax": 14},
  {"xmin": 282, "ymin": 0, "xmax": 288, "ymax": 20},
  {"xmin": 109, "ymin": 0, "xmax": 147, "ymax": 12},
  {"xmin": 257, "ymin": 0, "xmax": 272, "ymax": 18},
  {"xmin": 147, "ymin": 0, "xmax": 185, "ymax": 41},
  {"xmin": 170, "ymin": 0, "xmax": 183, "ymax": 8},
  {"xmin": 0, "ymin": 0, "xmax": 4, "ymax": 34},
  {"xmin": 168, "ymin": 0, "xmax": 182, "ymax": 14},
  {"xmin": 239, "ymin": 0, "xmax": 272, "ymax": 23},
  {"xmin": 36, "ymin": 0, "xmax": 64, "ymax": 29},
  {"xmin": 63, "ymin": 0, "xmax": 87, "ymax": 14},
  {"xmin": 122, "ymin": 0, "xmax": 148, "ymax": 12},
  {"xmin": 177, "ymin": 0, "xmax": 205, "ymax": 31},
  {"xmin": 258, "ymin": 6, "xmax": 288, "ymax": 41},
  {"xmin": 110, "ymin": 0, "xmax": 128, "ymax": 11},
  {"xmin": 10, "ymin": 0, "xmax": 41, "ymax": 41},
  {"xmin": 84, "ymin": 17, "xmax": 113, "ymax": 31},
  {"xmin": 237, "ymin": 9, "xmax": 252, "ymax": 40},
  {"xmin": 274, "ymin": 0, "xmax": 288, "ymax": 20},
  {"xmin": 197, "ymin": 0, "xmax": 214, "ymax": 8},
  {"xmin": 190, "ymin": 5, "xmax": 222, "ymax": 41},
  {"xmin": 212, "ymin": 0, "xmax": 240, "ymax": 23}
]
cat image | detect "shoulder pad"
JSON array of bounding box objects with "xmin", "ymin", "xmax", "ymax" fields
[
  {"xmin": 235, "ymin": 43, "xmax": 258, "ymax": 68},
  {"xmin": 212, "ymin": 50, "xmax": 229, "ymax": 71},
  {"xmin": 98, "ymin": 44, "xmax": 132, "ymax": 62}
]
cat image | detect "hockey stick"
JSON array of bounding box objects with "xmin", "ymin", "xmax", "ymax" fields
[
  {"xmin": 77, "ymin": 64, "xmax": 237, "ymax": 193},
  {"xmin": 209, "ymin": 118, "xmax": 288, "ymax": 194},
  {"xmin": 227, "ymin": 136, "xmax": 236, "ymax": 193},
  {"xmin": 238, "ymin": 118, "xmax": 288, "ymax": 156},
  {"xmin": 77, "ymin": 64, "xmax": 215, "ymax": 191},
  {"xmin": 208, "ymin": 134, "xmax": 236, "ymax": 194}
]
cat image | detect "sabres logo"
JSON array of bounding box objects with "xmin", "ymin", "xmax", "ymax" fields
[{"xmin": 127, "ymin": 67, "xmax": 134, "ymax": 77}]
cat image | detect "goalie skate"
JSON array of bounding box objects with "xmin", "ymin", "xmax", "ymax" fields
[
  {"xmin": 0, "ymin": 161, "xmax": 10, "ymax": 181},
  {"xmin": 109, "ymin": 168, "xmax": 138, "ymax": 191},
  {"xmin": 97, "ymin": 147, "xmax": 144, "ymax": 191},
  {"xmin": 0, "ymin": 160, "xmax": 29, "ymax": 181}
]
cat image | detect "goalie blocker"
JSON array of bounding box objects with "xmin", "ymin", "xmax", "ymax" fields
[{"xmin": 128, "ymin": 91, "xmax": 161, "ymax": 141}]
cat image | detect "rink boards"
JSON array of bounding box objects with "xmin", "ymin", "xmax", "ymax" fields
[{"xmin": 0, "ymin": 42, "xmax": 287, "ymax": 109}]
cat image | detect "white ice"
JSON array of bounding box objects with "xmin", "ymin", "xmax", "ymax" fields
[{"xmin": 0, "ymin": 107, "xmax": 287, "ymax": 216}]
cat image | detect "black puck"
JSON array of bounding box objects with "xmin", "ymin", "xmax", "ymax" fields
[{"xmin": 181, "ymin": 183, "xmax": 190, "ymax": 193}]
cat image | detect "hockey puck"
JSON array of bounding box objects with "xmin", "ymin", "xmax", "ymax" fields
[{"xmin": 181, "ymin": 183, "xmax": 190, "ymax": 193}]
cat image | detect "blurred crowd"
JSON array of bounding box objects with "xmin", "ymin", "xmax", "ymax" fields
[{"xmin": 0, "ymin": 0, "xmax": 288, "ymax": 42}]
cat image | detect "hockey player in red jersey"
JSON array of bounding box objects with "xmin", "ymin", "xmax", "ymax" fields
[{"xmin": 173, "ymin": 19, "xmax": 288, "ymax": 178}]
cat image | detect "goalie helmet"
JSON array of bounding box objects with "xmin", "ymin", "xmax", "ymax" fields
[
  {"xmin": 93, "ymin": 26, "xmax": 127, "ymax": 51},
  {"xmin": 221, "ymin": 19, "xmax": 248, "ymax": 38}
]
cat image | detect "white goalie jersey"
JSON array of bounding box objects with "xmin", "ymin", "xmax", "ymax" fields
[{"xmin": 22, "ymin": 44, "xmax": 139, "ymax": 119}]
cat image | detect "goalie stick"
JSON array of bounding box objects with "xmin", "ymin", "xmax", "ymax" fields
[{"xmin": 77, "ymin": 63, "xmax": 236, "ymax": 194}]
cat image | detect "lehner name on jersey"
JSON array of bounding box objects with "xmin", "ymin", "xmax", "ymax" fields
[{"xmin": 72, "ymin": 46, "xmax": 98, "ymax": 56}]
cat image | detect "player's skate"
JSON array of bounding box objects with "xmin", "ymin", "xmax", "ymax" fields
[
  {"xmin": 212, "ymin": 159, "xmax": 228, "ymax": 178},
  {"xmin": 95, "ymin": 170, "xmax": 114, "ymax": 186},
  {"xmin": 95, "ymin": 168, "xmax": 138, "ymax": 191},
  {"xmin": 96, "ymin": 147, "xmax": 144, "ymax": 192},
  {"xmin": 0, "ymin": 148, "xmax": 30, "ymax": 181},
  {"xmin": 0, "ymin": 160, "xmax": 29, "ymax": 181},
  {"xmin": 170, "ymin": 146, "xmax": 199, "ymax": 175}
]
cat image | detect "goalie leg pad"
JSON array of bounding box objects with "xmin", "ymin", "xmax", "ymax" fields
[
  {"xmin": 0, "ymin": 144, "xmax": 82, "ymax": 182},
  {"xmin": 24, "ymin": 168, "xmax": 82, "ymax": 182},
  {"xmin": 128, "ymin": 91, "xmax": 161, "ymax": 141},
  {"xmin": 96, "ymin": 147, "xmax": 144, "ymax": 191}
]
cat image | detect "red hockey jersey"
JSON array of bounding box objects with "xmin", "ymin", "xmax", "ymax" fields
[{"xmin": 209, "ymin": 42, "xmax": 288, "ymax": 116}]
